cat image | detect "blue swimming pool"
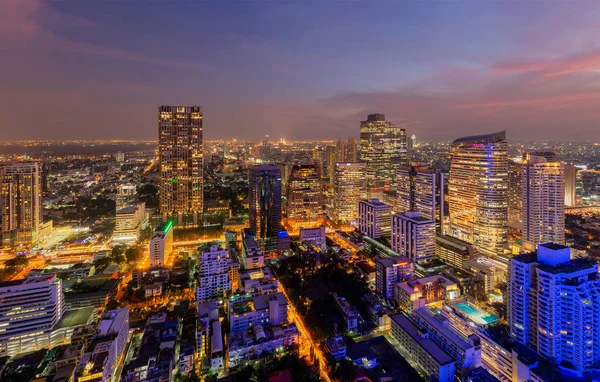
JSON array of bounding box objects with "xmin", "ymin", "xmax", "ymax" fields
[{"xmin": 455, "ymin": 302, "xmax": 498, "ymax": 325}]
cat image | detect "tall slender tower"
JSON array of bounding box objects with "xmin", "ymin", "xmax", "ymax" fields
[
  {"xmin": 334, "ymin": 162, "xmax": 367, "ymax": 223},
  {"xmin": 158, "ymin": 106, "xmax": 203, "ymax": 226},
  {"xmin": 522, "ymin": 153, "xmax": 565, "ymax": 250},
  {"xmin": 0, "ymin": 162, "xmax": 42, "ymax": 247},
  {"xmin": 249, "ymin": 165, "xmax": 282, "ymax": 245},
  {"xmin": 360, "ymin": 114, "xmax": 407, "ymax": 195},
  {"xmin": 448, "ymin": 131, "xmax": 508, "ymax": 254},
  {"xmin": 287, "ymin": 163, "xmax": 322, "ymax": 225},
  {"xmin": 396, "ymin": 164, "xmax": 444, "ymax": 227},
  {"xmin": 507, "ymin": 160, "xmax": 523, "ymax": 233},
  {"xmin": 564, "ymin": 164, "xmax": 577, "ymax": 207}
]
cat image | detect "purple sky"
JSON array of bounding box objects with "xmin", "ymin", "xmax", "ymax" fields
[{"xmin": 2, "ymin": 1, "xmax": 600, "ymax": 142}]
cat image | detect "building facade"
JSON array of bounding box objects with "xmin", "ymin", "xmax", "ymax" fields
[
  {"xmin": 0, "ymin": 162, "xmax": 42, "ymax": 246},
  {"xmin": 396, "ymin": 164, "xmax": 444, "ymax": 225},
  {"xmin": 249, "ymin": 165, "xmax": 282, "ymax": 247},
  {"xmin": 158, "ymin": 105, "xmax": 203, "ymax": 226},
  {"xmin": 448, "ymin": 131, "xmax": 508, "ymax": 255},
  {"xmin": 197, "ymin": 246, "xmax": 239, "ymax": 302},
  {"xmin": 564, "ymin": 164, "xmax": 577, "ymax": 207},
  {"xmin": 522, "ymin": 154, "xmax": 565, "ymax": 250},
  {"xmin": 359, "ymin": 114, "xmax": 407, "ymax": 194},
  {"xmin": 375, "ymin": 257, "xmax": 413, "ymax": 299},
  {"xmin": 334, "ymin": 163, "xmax": 367, "ymax": 223},
  {"xmin": 509, "ymin": 243, "xmax": 600, "ymax": 377},
  {"xmin": 0, "ymin": 275, "xmax": 65, "ymax": 356},
  {"xmin": 286, "ymin": 163, "xmax": 322, "ymax": 225},
  {"xmin": 358, "ymin": 199, "xmax": 392, "ymax": 239},
  {"xmin": 391, "ymin": 211, "xmax": 436, "ymax": 263},
  {"xmin": 149, "ymin": 221, "xmax": 174, "ymax": 267}
]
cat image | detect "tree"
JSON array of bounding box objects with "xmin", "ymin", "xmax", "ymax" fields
[
  {"xmin": 334, "ymin": 359, "xmax": 356, "ymax": 382},
  {"xmin": 125, "ymin": 246, "xmax": 143, "ymax": 264},
  {"xmin": 5, "ymin": 255, "xmax": 28, "ymax": 268}
]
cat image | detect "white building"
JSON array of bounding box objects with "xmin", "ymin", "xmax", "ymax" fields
[
  {"xmin": 75, "ymin": 308, "xmax": 129, "ymax": 382},
  {"xmin": 391, "ymin": 211, "xmax": 436, "ymax": 263},
  {"xmin": 113, "ymin": 202, "xmax": 146, "ymax": 244},
  {"xmin": 509, "ymin": 243, "xmax": 600, "ymax": 377},
  {"xmin": 0, "ymin": 275, "xmax": 65, "ymax": 356},
  {"xmin": 149, "ymin": 221, "xmax": 173, "ymax": 267},
  {"xmin": 522, "ymin": 154, "xmax": 565, "ymax": 251},
  {"xmin": 375, "ymin": 257, "xmax": 413, "ymax": 299},
  {"xmin": 411, "ymin": 307, "xmax": 482, "ymax": 378},
  {"xmin": 390, "ymin": 313, "xmax": 456, "ymax": 382},
  {"xmin": 115, "ymin": 183, "xmax": 136, "ymax": 211},
  {"xmin": 299, "ymin": 226, "xmax": 326, "ymax": 252},
  {"xmin": 197, "ymin": 246, "xmax": 239, "ymax": 302},
  {"xmin": 358, "ymin": 199, "xmax": 392, "ymax": 239},
  {"xmin": 334, "ymin": 295, "xmax": 359, "ymax": 332}
]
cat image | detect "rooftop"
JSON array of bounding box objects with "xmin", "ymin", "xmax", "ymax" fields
[
  {"xmin": 452, "ymin": 131, "xmax": 506, "ymax": 146},
  {"xmin": 390, "ymin": 313, "xmax": 454, "ymax": 366}
]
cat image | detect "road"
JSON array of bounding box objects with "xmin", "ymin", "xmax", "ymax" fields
[{"xmin": 275, "ymin": 267, "xmax": 331, "ymax": 382}]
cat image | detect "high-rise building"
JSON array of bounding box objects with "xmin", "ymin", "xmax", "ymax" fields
[
  {"xmin": 0, "ymin": 162, "xmax": 42, "ymax": 247},
  {"xmin": 333, "ymin": 163, "xmax": 367, "ymax": 223},
  {"xmin": 396, "ymin": 165, "xmax": 444, "ymax": 226},
  {"xmin": 336, "ymin": 137, "xmax": 358, "ymax": 163},
  {"xmin": 360, "ymin": 114, "xmax": 407, "ymax": 194},
  {"xmin": 158, "ymin": 105, "xmax": 203, "ymax": 226},
  {"xmin": 375, "ymin": 257, "xmax": 413, "ymax": 299},
  {"xmin": 410, "ymin": 134, "xmax": 417, "ymax": 149},
  {"xmin": 435, "ymin": 234, "xmax": 475, "ymax": 269},
  {"xmin": 448, "ymin": 131, "xmax": 508, "ymax": 254},
  {"xmin": 507, "ymin": 160, "xmax": 523, "ymax": 233},
  {"xmin": 286, "ymin": 163, "xmax": 322, "ymax": 225},
  {"xmin": 0, "ymin": 275, "xmax": 65, "ymax": 356},
  {"xmin": 509, "ymin": 243, "xmax": 600, "ymax": 377},
  {"xmin": 249, "ymin": 165, "xmax": 282, "ymax": 246},
  {"xmin": 391, "ymin": 211, "xmax": 436, "ymax": 263},
  {"xmin": 197, "ymin": 246, "xmax": 239, "ymax": 302},
  {"xmin": 564, "ymin": 164, "xmax": 577, "ymax": 207},
  {"xmin": 116, "ymin": 183, "xmax": 137, "ymax": 211},
  {"xmin": 150, "ymin": 221, "xmax": 174, "ymax": 267},
  {"xmin": 357, "ymin": 199, "xmax": 392, "ymax": 238},
  {"xmin": 522, "ymin": 154, "xmax": 565, "ymax": 251}
]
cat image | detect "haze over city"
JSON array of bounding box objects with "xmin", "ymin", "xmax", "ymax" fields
[{"xmin": 3, "ymin": 1, "xmax": 600, "ymax": 141}]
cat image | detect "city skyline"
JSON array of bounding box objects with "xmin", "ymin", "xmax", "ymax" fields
[{"xmin": 3, "ymin": 1, "xmax": 600, "ymax": 141}]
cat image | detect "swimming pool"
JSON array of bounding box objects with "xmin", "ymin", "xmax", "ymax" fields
[{"xmin": 455, "ymin": 302, "xmax": 498, "ymax": 325}]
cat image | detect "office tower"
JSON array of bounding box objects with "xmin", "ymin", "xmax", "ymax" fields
[
  {"xmin": 391, "ymin": 211, "xmax": 436, "ymax": 263},
  {"xmin": 357, "ymin": 199, "xmax": 392, "ymax": 238},
  {"xmin": 115, "ymin": 151, "xmax": 125, "ymax": 163},
  {"xmin": 509, "ymin": 243, "xmax": 600, "ymax": 377},
  {"xmin": 197, "ymin": 246, "xmax": 239, "ymax": 302},
  {"xmin": 333, "ymin": 163, "xmax": 367, "ymax": 223},
  {"xmin": 360, "ymin": 114, "xmax": 408, "ymax": 194},
  {"xmin": 522, "ymin": 154, "xmax": 565, "ymax": 250},
  {"xmin": 149, "ymin": 221, "xmax": 174, "ymax": 267},
  {"xmin": 75, "ymin": 309, "xmax": 129, "ymax": 382},
  {"xmin": 0, "ymin": 275, "xmax": 65, "ymax": 356},
  {"xmin": 249, "ymin": 165, "xmax": 282, "ymax": 246},
  {"xmin": 299, "ymin": 226, "xmax": 326, "ymax": 252},
  {"xmin": 375, "ymin": 257, "xmax": 413, "ymax": 299},
  {"xmin": 396, "ymin": 164, "xmax": 444, "ymax": 225},
  {"xmin": 410, "ymin": 134, "xmax": 417, "ymax": 149},
  {"xmin": 286, "ymin": 163, "xmax": 322, "ymax": 225},
  {"xmin": 507, "ymin": 160, "xmax": 523, "ymax": 232},
  {"xmin": 0, "ymin": 162, "xmax": 42, "ymax": 247},
  {"xmin": 448, "ymin": 131, "xmax": 508, "ymax": 254},
  {"xmin": 158, "ymin": 105, "xmax": 203, "ymax": 226},
  {"xmin": 336, "ymin": 137, "xmax": 358, "ymax": 163},
  {"xmin": 116, "ymin": 183, "xmax": 137, "ymax": 210},
  {"xmin": 113, "ymin": 202, "xmax": 146, "ymax": 244},
  {"xmin": 564, "ymin": 164, "xmax": 577, "ymax": 207}
]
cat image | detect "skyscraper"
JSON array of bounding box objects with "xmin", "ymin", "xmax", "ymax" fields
[
  {"xmin": 0, "ymin": 162, "xmax": 42, "ymax": 247},
  {"xmin": 509, "ymin": 244, "xmax": 600, "ymax": 378},
  {"xmin": 396, "ymin": 165, "xmax": 444, "ymax": 226},
  {"xmin": 336, "ymin": 137, "xmax": 358, "ymax": 163},
  {"xmin": 158, "ymin": 105, "xmax": 203, "ymax": 226},
  {"xmin": 360, "ymin": 114, "xmax": 407, "ymax": 194},
  {"xmin": 564, "ymin": 164, "xmax": 577, "ymax": 207},
  {"xmin": 522, "ymin": 154, "xmax": 565, "ymax": 250},
  {"xmin": 334, "ymin": 163, "xmax": 367, "ymax": 223},
  {"xmin": 197, "ymin": 245, "xmax": 239, "ymax": 302},
  {"xmin": 287, "ymin": 163, "xmax": 323, "ymax": 225},
  {"xmin": 448, "ymin": 131, "xmax": 508, "ymax": 254},
  {"xmin": 249, "ymin": 165, "xmax": 282, "ymax": 244}
]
